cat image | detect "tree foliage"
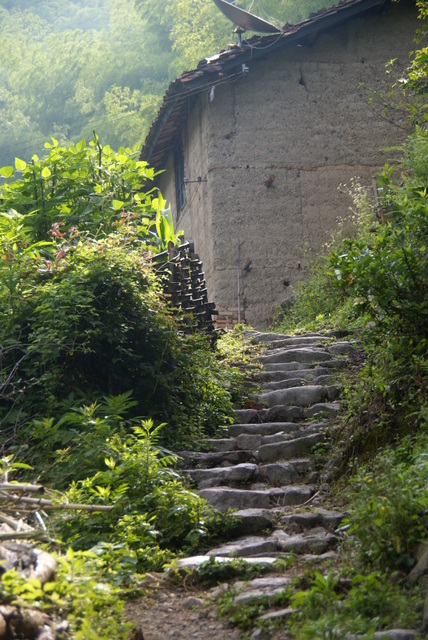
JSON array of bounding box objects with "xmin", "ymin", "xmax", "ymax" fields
[
  {"xmin": 0, "ymin": 0, "xmax": 329, "ymax": 167},
  {"xmin": 0, "ymin": 137, "xmax": 237, "ymax": 449}
]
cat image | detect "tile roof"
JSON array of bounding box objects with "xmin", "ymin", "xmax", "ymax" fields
[{"xmin": 140, "ymin": 0, "xmax": 388, "ymax": 169}]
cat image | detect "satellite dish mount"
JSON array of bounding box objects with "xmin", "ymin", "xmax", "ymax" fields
[
  {"xmin": 212, "ymin": 0, "xmax": 281, "ymax": 43},
  {"xmin": 234, "ymin": 26, "xmax": 245, "ymax": 45}
]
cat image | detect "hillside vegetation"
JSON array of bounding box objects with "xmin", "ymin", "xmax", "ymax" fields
[
  {"xmin": 0, "ymin": 1, "xmax": 427, "ymax": 637},
  {"xmin": 0, "ymin": 0, "xmax": 330, "ymax": 168}
]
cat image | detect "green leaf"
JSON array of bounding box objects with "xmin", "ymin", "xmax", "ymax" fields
[
  {"xmin": 112, "ymin": 199, "xmax": 124, "ymax": 211},
  {"xmin": 0, "ymin": 166, "xmax": 14, "ymax": 178},
  {"xmin": 41, "ymin": 167, "xmax": 52, "ymax": 179},
  {"xmin": 15, "ymin": 158, "xmax": 27, "ymax": 172}
]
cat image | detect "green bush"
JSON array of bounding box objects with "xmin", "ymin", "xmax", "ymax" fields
[
  {"xmin": 18, "ymin": 411, "xmax": 216, "ymax": 570},
  {"xmin": 329, "ymin": 130, "xmax": 428, "ymax": 341},
  {"xmin": 0, "ymin": 139, "xmax": 237, "ymax": 448},
  {"xmin": 345, "ymin": 431, "xmax": 428, "ymax": 572},
  {"xmin": 274, "ymin": 255, "xmax": 352, "ymax": 333},
  {"xmin": 0, "ymin": 548, "xmax": 132, "ymax": 639}
]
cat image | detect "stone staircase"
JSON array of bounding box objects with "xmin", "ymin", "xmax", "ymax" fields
[
  {"xmin": 175, "ymin": 330, "xmax": 355, "ymax": 577},
  {"xmin": 136, "ymin": 331, "xmax": 423, "ymax": 640}
]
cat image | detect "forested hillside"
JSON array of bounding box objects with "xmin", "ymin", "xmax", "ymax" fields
[{"xmin": 0, "ymin": 0, "xmax": 328, "ymax": 168}]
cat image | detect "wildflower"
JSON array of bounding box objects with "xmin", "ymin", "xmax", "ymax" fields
[{"xmin": 48, "ymin": 222, "xmax": 66, "ymax": 239}]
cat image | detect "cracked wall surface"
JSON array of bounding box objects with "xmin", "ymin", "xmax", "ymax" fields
[{"xmin": 156, "ymin": 0, "xmax": 417, "ymax": 328}]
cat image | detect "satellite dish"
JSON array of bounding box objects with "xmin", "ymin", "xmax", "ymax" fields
[{"xmin": 212, "ymin": 0, "xmax": 281, "ymax": 34}]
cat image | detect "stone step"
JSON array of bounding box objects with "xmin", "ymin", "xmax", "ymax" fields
[
  {"xmin": 257, "ymin": 384, "xmax": 326, "ymax": 408},
  {"xmin": 304, "ymin": 402, "xmax": 341, "ymax": 419},
  {"xmin": 233, "ymin": 409, "xmax": 259, "ymax": 424},
  {"xmin": 233, "ymin": 576, "xmax": 291, "ymax": 603},
  {"xmin": 258, "ymin": 405, "xmax": 304, "ymax": 422},
  {"xmin": 273, "ymin": 528, "xmax": 339, "ymax": 554},
  {"xmin": 259, "ymin": 462, "xmax": 299, "ymax": 485},
  {"xmin": 200, "ymin": 438, "xmax": 237, "ymax": 452},
  {"xmin": 230, "ymin": 508, "xmax": 275, "ymax": 534},
  {"xmin": 261, "ymin": 361, "xmax": 317, "ymax": 373},
  {"xmin": 199, "ymin": 484, "xmax": 314, "ymax": 511},
  {"xmin": 281, "ymin": 507, "xmax": 346, "ymax": 532},
  {"xmin": 177, "ymin": 449, "xmax": 256, "ymax": 469},
  {"xmin": 258, "ymin": 432, "xmax": 325, "ymax": 462},
  {"xmin": 259, "ymin": 348, "xmax": 332, "ymax": 365},
  {"xmin": 258, "ymin": 384, "xmax": 341, "ymax": 408},
  {"xmin": 208, "ymin": 528, "xmax": 338, "ymax": 557},
  {"xmin": 255, "ymin": 366, "xmax": 332, "ymax": 383},
  {"xmin": 328, "ymin": 341, "xmax": 356, "ymax": 356},
  {"xmin": 262, "ymin": 358, "xmax": 347, "ymax": 372},
  {"xmin": 175, "ymin": 555, "xmax": 279, "ymax": 571},
  {"xmin": 182, "ymin": 463, "xmax": 259, "ymax": 489},
  {"xmin": 248, "ymin": 332, "xmax": 329, "ymax": 345},
  {"xmin": 261, "ymin": 377, "xmax": 308, "ymax": 390},
  {"xmin": 261, "ymin": 374, "xmax": 335, "ymax": 391},
  {"xmin": 228, "ymin": 422, "xmax": 303, "ymax": 437}
]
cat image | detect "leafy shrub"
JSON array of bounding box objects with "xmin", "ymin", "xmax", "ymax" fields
[
  {"xmin": 345, "ymin": 431, "xmax": 428, "ymax": 571},
  {"xmin": 1, "ymin": 548, "xmax": 132, "ymax": 640},
  {"xmin": 25, "ymin": 414, "xmax": 216, "ymax": 570},
  {"xmin": 329, "ymin": 130, "xmax": 428, "ymax": 341},
  {"xmin": 0, "ymin": 139, "xmax": 238, "ymax": 448},
  {"xmin": 274, "ymin": 255, "xmax": 352, "ymax": 333},
  {"xmin": 288, "ymin": 569, "xmax": 422, "ymax": 639}
]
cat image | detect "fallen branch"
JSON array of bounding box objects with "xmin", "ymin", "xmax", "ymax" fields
[
  {"xmin": 0, "ymin": 483, "xmax": 45, "ymax": 494},
  {"xmin": 0, "ymin": 531, "xmax": 51, "ymax": 542},
  {"xmin": 0, "ymin": 492, "xmax": 113, "ymax": 512}
]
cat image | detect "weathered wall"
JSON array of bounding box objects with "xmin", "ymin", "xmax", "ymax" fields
[
  {"xmin": 164, "ymin": 0, "xmax": 417, "ymax": 328},
  {"xmin": 157, "ymin": 99, "xmax": 216, "ymax": 294}
]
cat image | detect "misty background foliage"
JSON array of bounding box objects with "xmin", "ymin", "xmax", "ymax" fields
[{"xmin": 0, "ymin": 0, "xmax": 328, "ymax": 167}]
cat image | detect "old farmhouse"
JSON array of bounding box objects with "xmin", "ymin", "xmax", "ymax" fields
[{"xmin": 141, "ymin": 0, "xmax": 417, "ymax": 328}]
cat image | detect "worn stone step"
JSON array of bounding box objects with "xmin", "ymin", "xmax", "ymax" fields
[
  {"xmin": 233, "ymin": 409, "xmax": 259, "ymax": 424},
  {"xmin": 255, "ymin": 366, "xmax": 332, "ymax": 383},
  {"xmin": 259, "ymin": 384, "xmax": 341, "ymax": 408},
  {"xmin": 328, "ymin": 341, "xmax": 356, "ymax": 356},
  {"xmin": 199, "ymin": 485, "xmax": 314, "ymax": 511},
  {"xmin": 258, "ymin": 432, "xmax": 325, "ymax": 462},
  {"xmin": 259, "ymin": 348, "xmax": 332, "ymax": 365},
  {"xmin": 230, "ymin": 508, "xmax": 275, "ymax": 534},
  {"xmin": 233, "ymin": 576, "xmax": 291, "ymax": 604},
  {"xmin": 257, "ymin": 385, "xmax": 327, "ymax": 408},
  {"xmin": 262, "ymin": 361, "xmax": 317, "ymax": 373},
  {"xmin": 281, "ymin": 507, "xmax": 346, "ymax": 531},
  {"xmin": 208, "ymin": 536, "xmax": 278, "ymax": 558},
  {"xmin": 208, "ymin": 527, "xmax": 338, "ymax": 557},
  {"xmin": 177, "ymin": 449, "xmax": 256, "ymax": 469},
  {"xmin": 259, "ymin": 462, "xmax": 299, "ymax": 486},
  {"xmin": 175, "ymin": 555, "xmax": 279, "ymax": 571},
  {"xmin": 304, "ymin": 402, "xmax": 341, "ymax": 419},
  {"xmin": 249, "ymin": 332, "xmax": 328, "ymax": 345},
  {"xmin": 257, "ymin": 607, "xmax": 294, "ymax": 624},
  {"xmin": 258, "ymin": 404, "xmax": 304, "ymax": 423},
  {"xmin": 261, "ymin": 377, "xmax": 308, "ymax": 391},
  {"xmin": 182, "ymin": 463, "xmax": 259, "ymax": 489},
  {"xmin": 262, "ymin": 358, "xmax": 347, "ymax": 373},
  {"xmin": 200, "ymin": 438, "xmax": 237, "ymax": 452},
  {"xmin": 229, "ymin": 424, "xmax": 325, "ymax": 452},
  {"xmin": 272, "ymin": 528, "xmax": 339, "ymax": 554},
  {"xmin": 259, "ymin": 375, "xmax": 336, "ymax": 392},
  {"xmin": 228, "ymin": 422, "xmax": 302, "ymax": 438},
  {"xmin": 254, "ymin": 365, "xmax": 331, "ymax": 383},
  {"xmin": 302, "ymin": 551, "xmax": 338, "ymax": 564},
  {"xmin": 261, "ymin": 375, "xmax": 336, "ymax": 392}
]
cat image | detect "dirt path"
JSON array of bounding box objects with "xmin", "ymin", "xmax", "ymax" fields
[{"xmin": 127, "ymin": 578, "xmax": 243, "ymax": 640}]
